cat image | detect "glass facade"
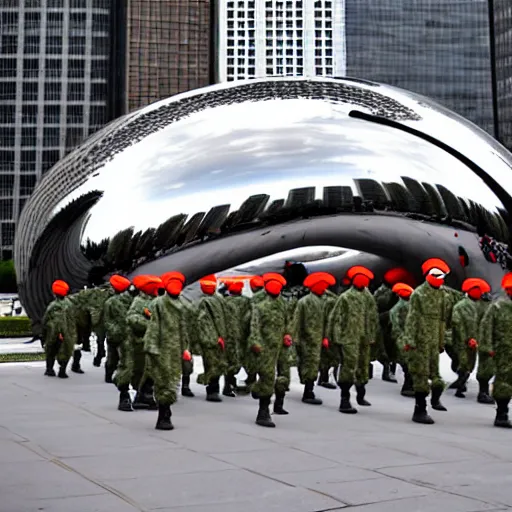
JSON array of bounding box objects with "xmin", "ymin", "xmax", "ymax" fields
[
  {"xmin": 344, "ymin": 0, "xmax": 495, "ymax": 137},
  {"xmin": 0, "ymin": 0, "xmax": 111, "ymax": 259},
  {"xmin": 126, "ymin": 0, "xmax": 211, "ymax": 112},
  {"xmin": 494, "ymin": 0, "xmax": 512, "ymax": 151}
]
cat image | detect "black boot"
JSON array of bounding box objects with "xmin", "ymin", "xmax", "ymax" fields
[
  {"xmin": 58, "ymin": 364, "xmax": 68, "ymax": 379},
  {"xmin": 71, "ymin": 350, "xmax": 84, "ymax": 374},
  {"xmin": 431, "ymin": 387, "xmax": 447, "ymax": 411},
  {"xmin": 318, "ymin": 369, "xmax": 336, "ymax": 389},
  {"xmin": 382, "ymin": 363, "xmax": 397, "ymax": 383},
  {"xmin": 477, "ymin": 378, "xmax": 495, "ymax": 404},
  {"xmin": 206, "ymin": 377, "xmax": 222, "ymax": 402},
  {"xmin": 400, "ymin": 367, "xmax": 414, "ymax": 398},
  {"xmin": 105, "ymin": 367, "xmax": 114, "ymax": 384},
  {"xmin": 449, "ymin": 372, "xmax": 464, "ymax": 390},
  {"xmin": 222, "ymin": 374, "xmax": 236, "ymax": 397},
  {"xmin": 181, "ymin": 375, "xmax": 195, "ymax": 397},
  {"xmin": 356, "ymin": 384, "xmax": 371, "ymax": 406},
  {"xmin": 256, "ymin": 396, "xmax": 275, "ymax": 427},
  {"xmin": 132, "ymin": 386, "xmax": 150, "ymax": 410},
  {"xmin": 273, "ymin": 391, "xmax": 288, "ymax": 415},
  {"xmin": 93, "ymin": 354, "xmax": 103, "ymax": 367},
  {"xmin": 412, "ymin": 392, "xmax": 434, "ymax": 424},
  {"xmin": 118, "ymin": 385, "xmax": 133, "ymax": 412},
  {"xmin": 339, "ymin": 383, "xmax": 357, "ymax": 414},
  {"xmin": 138, "ymin": 379, "xmax": 158, "ymax": 410},
  {"xmin": 368, "ymin": 363, "xmax": 373, "ymax": 380},
  {"xmin": 454, "ymin": 372, "xmax": 470, "ymax": 398},
  {"xmin": 302, "ymin": 380, "xmax": 322, "ymax": 405},
  {"xmin": 155, "ymin": 404, "xmax": 174, "ymax": 430},
  {"xmin": 44, "ymin": 354, "xmax": 56, "ymax": 377},
  {"xmin": 494, "ymin": 398, "xmax": 512, "ymax": 428}
]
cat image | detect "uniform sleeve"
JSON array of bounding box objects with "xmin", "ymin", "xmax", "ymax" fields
[
  {"xmin": 451, "ymin": 304, "xmax": 468, "ymax": 352},
  {"xmin": 367, "ymin": 296, "xmax": 380, "ymax": 343},
  {"xmin": 402, "ymin": 292, "xmax": 422, "ymax": 349},
  {"xmin": 143, "ymin": 301, "xmax": 161, "ymax": 355},
  {"xmin": 247, "ymin": 304, "xmax": 263, "ymax": 350},
  {"xmin": 180, "ymin": 303, "xmax": 190, "ymax": 353},
  {"xmin": 103, "ymin": 299, "xmax": 120, "ymax": 340},
  {"xmin": 327, "ymin": 296, "xmax": 347, "ymax": 346},
  {"xmin": 291, "ymin": 298, "xmax": 304, "ymax": 347},
  {"xmin": 126, "ymin": 300, "xmax": 149, "ymax": 337},
  {"xmin": 196, "ymin": 301, "xmax": 218, "ymax": 349},
  {"xmin": 479, "ymin": 304, "xmax": 496, "ymax": 353}
]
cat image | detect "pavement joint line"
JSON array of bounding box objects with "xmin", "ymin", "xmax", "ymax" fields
[{"xmin": 372, "ymin": 468, "xmax": 503, "ymax": 508}]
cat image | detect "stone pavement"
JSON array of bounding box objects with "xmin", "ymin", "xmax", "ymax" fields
[
  {"xmin": 0, "ymin": 354, "xmax": 511, "ymax": 512},
  {"xmin": 0, "ymin": 337, "xmax": 43, "ymax": 354}
]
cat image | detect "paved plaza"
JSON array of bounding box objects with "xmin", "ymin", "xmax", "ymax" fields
[{"xmin": 0, "ymin": 347, "xmax": 511, "ymax": 512}]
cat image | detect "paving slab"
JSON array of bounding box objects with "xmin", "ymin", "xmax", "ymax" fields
[{"xmin": 0, "ymin": 353, "xmax": 510, "ymax": 511}]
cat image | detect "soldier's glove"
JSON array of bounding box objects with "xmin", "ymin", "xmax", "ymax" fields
[
  {"xmin": 322, "ymin": 337, "xmax": 329, "ymax": 349},
  {"xmin": 403, "ymin": 344, "xmax": 414, "ymax": 352},
  {"xmin": 58, "ymin": 333, "xmax": 64, "ymax": 342},
  {"xmin": 489, "ymin": 350, "xmax": 496, "ymax": 358},
  {"xmin": 182, "ymin": 350, "xmax": 192, "ymax": 362},
  {"xmin": 217, "ymin": 337, "xmax": 225, "ymax": 351},
  {"xmin": 283, "ymin": 334, "xmax": 292, "ymax": 348},
  {"xmin": 251, "ymin": 344, "xmax": 262, "ymax": 354},
  {"xmin": 468, "ymin": 338, "xmax": 478, "ymax": 350},
  {"xmin": 143, "ymin": 307, "xmax": 151, "ymax": 319}
]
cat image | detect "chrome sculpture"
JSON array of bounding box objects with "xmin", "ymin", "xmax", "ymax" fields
[{"xmin": 14, "ymin": 77, "xmax": 512, "ymax": 332}]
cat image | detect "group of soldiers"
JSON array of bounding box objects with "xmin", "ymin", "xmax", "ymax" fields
[{"xmin": 41, "ymin": 257, "xmax": 512, "ymax": 431}]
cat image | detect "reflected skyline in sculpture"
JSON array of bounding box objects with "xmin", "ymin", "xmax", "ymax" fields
[{"xmin": 13, "ymin": 77, "xmax": 512, "ymax": 331}]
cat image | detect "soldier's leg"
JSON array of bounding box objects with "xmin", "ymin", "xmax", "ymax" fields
[
  {"xmin": 223, "ymin": 342, "xmax": 240, "ymax": 398},
  {"xmin": 44, "ymin": 340, "xmax": 57, "ymax": 377},
  {"xmin": 132, "ymin": 342, "xmax": 154, "ymax": 409},
  {"xmin": 338, "ymin": 344, "xmax": 358, "ymax": 414},
  {"xmin": 318, "ymin": 346, "xmax": 337, "ymax": 389},
  {"xmin": 93, "ymin": 326, "xmax": 106, "ymax": 367},
  {"xmin": 382, "ymin": 330, "xmax": 398, "ymax": 383},
  {"xmin": 71, "ymin": 348, "xmax": 84, "ymax": 374},
  {"xmin": 254, "ymin": 367, "xmax": 276, "ymax": 428},
  {"xmin": 355, "ymin": 342, "xmax": 371, "ymax": 406},
  {"xmin": 430, "ymin": 351, "xmax": 447, "ymax": 412},
  {"xmin": 454, "ymin": 348, "xmax": 474, "ymax": 399},
  {"xmin": 274, "ymin": 346, "xmax": 292, "ymax": 414},
  {"xmin": 410, "ymin": 351, "xmax": 434, "ymax": 424},
  {"xmin": 492, "ymin": 374, "xmax": 512, "ymax": 428},
  {"xmin": 202, "ymin": 350, "xmax": 223, "ymax": 402},
  {"xmin": 136, "ymin": 355, "xmax": 158, "ymax": 410},
  {"xmin": 153, "ymin": 356, "xmax": 177, "ymax": 431},
  {"xmin": 400, "ymin": 359, "xmax": 414, "ymax": 398},
  {"xmin": 81, "ymin": 322, "xmax": 92, "ymax": 352},
  {"xmin": 115, "ymin": 340, "xmax": 134, "ymax": 412},
  {"xmin": 476, "ymin": 352, "xmax": 495, "ymax": 404},
  {"xmin": 181, "ymin": 358, "xmax": 195, "ymax": 397},
  {"xmin": 105, "ymin": 341, "xmax": 119, "ymax": 383}
]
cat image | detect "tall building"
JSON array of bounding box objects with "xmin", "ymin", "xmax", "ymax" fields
[
  {"xmin": 0, "ymin": 0, "xmax": 213, "ymax": 260},
  {"xmin": 493, "ymin": 0, "xmax": 512, "ymax": 151},
  {"xmin": 216, "ymin": 0, "xmax": 346, "ymax": 82},
  {"xmin": 344, "ymin": 0, "xmax": 495, "ymax": 137}
]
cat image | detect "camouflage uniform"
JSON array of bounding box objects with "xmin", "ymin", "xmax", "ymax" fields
[
  {"xmin": 248, "ymin": 293, "xmax": 292, "ymax": 417},
  {"xmin": 443, "ymin": 286, "xmax": 464, "ymax": 373},
  {"xmin": 42, "ymin": 296, "xmax": 77, "ymax": 378},
  {"xmin": 480, "ymin": 299, "xmax": 512, "ymax": 427},
  {"xmin": 328, "ymin": 286, "xmax": 379, "ymax": 412},
  {"xmin": 243, "ymin": 291, "xmax": 266, "ymax": 391},
  {"xmin": 179, "ymin": 296, "xmax": 196, "ymax": 397},
  {"xmin": 317, "ymin": 290, "xmax": 339, "ymax": 388},
  {"xmin": 104, "ymin": 291, "xmax": 134, "ymax": 383},
  {"xmin": 67, "ymin": 290, "xmax": 91, "ymax": 373},
  {"xmin": 223, "ymin": 294, "xmax": 251, "ymax": 395},
  {"xmin": 87, "ymin": 284, "xmax": 113, "ymax": 367},
  {"xmin": 195, "ymin": 294, "xmax": 228, "ymax": 401},
  {"xmin": 476, "ymin": 298, "xmax": 495, "ymax": 402},
  {"xmin": 143, "ymin": 293, "xmax": 189, "ymax": 427},
  {"xmin": 389, "ymin": 297, "xmax": 414, "ymax": 396},
  {"xmin": 402, "ymin": 281, "xmax": 450, "ymax": 410}
]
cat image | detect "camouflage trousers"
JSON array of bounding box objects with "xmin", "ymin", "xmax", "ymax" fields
[
  {"xmin": 458, "ymin": 345, "xmax": 478, "ymax": 374},
  {"xmin": 45, "ymin": 336, "xmax": 74, "ymax": 366},
  {"xmin": 147, "ymin": 353, "xmax": 181, "ymax": 406},
  {"xmin": 477, "ymin": 351, "xmax": 495, "ymax": 382},
  {"xmin": 252, "ymin": 346, "xmax": 291, "ymax": 397},
  {"xmin": 106, "ymin": 340, "xmax": 121, "ymax": 377},
  {"xmin": 337, "ymin": 340, "xmax": 371, "ymax": 387},
  {"xmin": 408, "ymin": 347, "xmax": 444, "ymax": 394},
  {"xmin": 114, "ymin": 338, "xmax": 147, "ymax": 391},
  {"xmin": 225, "ymin": 339, "xmax": 241, "ymax": 377},
  {"xmin": 319, "ymin": 344, "xmax": 340, "ymax": 373},
  {"xmin": 197, "ymin": 344, "xmax": 227, "ymax": 386},
  {"xmin": 296, "ymin": 341, "xmax": 322, "ymax": 384}
]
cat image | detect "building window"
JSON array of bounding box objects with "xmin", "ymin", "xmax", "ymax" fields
[
  {"xmin": 21, "ymin": 127, "xmax": 37, "ymax": 147},
  {"xmin": 0, "ymin": 35, "xmax": 17, "ymax": 55},
  {"xmin": 45, "ymin": 58, "xmax": 62, "ymax": 78},
  {"xmin": 0, "ymin": 128, "xmax": 15, "ymax": 147},
  {"xmin": 0, "ymin": 199, "xmax": 13, "ymax": 221},
  {"xmin": 44, "ymin": 82, "xmax": 61, "ymax": 101},
  {"xmin": 68, "ymin": 59, "xmax": 85, "ymax": 78},
  {"xmin": 42, "ymin": 150, "xmax": 60, "ymax": 173},
  {"xmin": 69, "ymin": 37, "xmax": 86, "ymax": 55},
  {"xmin": 21, "ymin": 105, "xmax": 38, "ymax": 124},
  {"xmin": 67, "ymin": 82, "xmax": 84, "ymax": 101},
  {"xmin": 20, "ymin": 151, "xmax": 36, "ymax": 172},
  {"xmin": 43, "ymin": 127, "xmax": 60, "ymax": 147},
  {"xmin": 0, "ymin": 174, "xmax": 14, "ymax": 196},
  {"xmin": 1, "ymin": 222, "xmax": 15, "ymax": 246},
  {"xmin": 46, "ymin": 36, "xmax": 63, "ymax": 55},
  {"xmin": 0, "ymin": 151, "xmax": 14, "ymax": 172},
  {"xmin": 19, "ymin": 174, "xmax": 36, "ymax": 196},
  {"xmin": 0, "ymin": 105, "xmax": 15, "ymax": 124},
  {"xmin": 90, "ymin": 105, "xmax": 106, "ymax": 126},
  {"xmin": 66, "ymin": 105, "xmax": 83, "ymax": 124},
  {"xmin": 65, "ymin": 127, "xmax": 82, "ymax": 149},
  {"xmin": 23, "ymin": 58, "xmax": 39, "ymax": 78},
  {"xmin": 44, "ymin": 105, "xmax": 60, "ymax": 124},
  {"xmin": 0, "ymin": 58, "xmax": 17, "ymax": 77},
  {"xmin": 90, "ymin": 83, "xmax": 106, "ymax": 101},
  {"xmin": 24, "ymin": 35, "xmax": 40, "ymax": 54}
]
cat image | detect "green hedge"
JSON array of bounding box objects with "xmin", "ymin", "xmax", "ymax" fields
[
  {"xmin": 0, "ymin": 317, "xmax": 32, "ymax": 337},
  {"xmin": 0, "ymin": 260, "xmax": 17, "ymax": 293},
  {"xmin": 0, "ymin": 352, "xmax": 44, "ymax": 363}
]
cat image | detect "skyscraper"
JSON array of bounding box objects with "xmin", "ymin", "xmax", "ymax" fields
[
  {"xmin": 344, "ymin": 0, "xmax": 495, "ymax": 137},
  {"xmin": 216, "ymin": 0, "xmax": 346, "ymax": 82},
  {"xmin": 0, "ymin": 0, "xmax": 213, "ymax": 259}
]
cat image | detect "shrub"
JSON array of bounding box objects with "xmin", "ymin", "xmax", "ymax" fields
[
  {"xmin": 0, "ymin": 260, "xmax": 17, "ymax": 293},
  {"xmin": 0, "ymin": 353, "xmax": 45, "ymax": 363},
  {"xmin": 0, "ymin": 316, "xmax": 32, "ymax": 337}
]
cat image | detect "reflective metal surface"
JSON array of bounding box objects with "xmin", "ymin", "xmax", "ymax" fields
[{"xmin": 14, "ymin": 77, "xmax": 512, "ymax": 330}]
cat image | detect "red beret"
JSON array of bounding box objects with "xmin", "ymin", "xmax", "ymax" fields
[
  {"xmin": 391, "ymin": 282, "xmax": 414, "ymax": 298},
  {"xmin": 109, "ymin": 275, "xmax": 131, "ymax": 293},
  {"xmin": 262, "ymin": 272, "xmax": 287, "ymax": 285},
  {"xmin": 384, "ymin": 267, "xmax": 411, "ymax": 285},
  {"xmin": 52, "ymin": 280, "xmax": 70, "ymax": 297},
  {"xmin": 501, "ymin": 273, "xmax": 512, "ymax": 289},
  {"xmin": 161, "ymin": 271, "xmax": 186, "ymax": 287},
  {"xmin": 462, "ymin": 278, "xmax": 491, "ymax": 294},
  {"xmin": 229, "ymin": 281, "xmax": 244, "ymax": 294},
  {"xmin": 250, "ymin": 276, "xmax": 264, "ymax": 289},
  {"xmin": 421, "ymin": 258, "xmax": 450, "ymax": 276},
  {"xmin": 303, "ymin": 272, "xmax": 336, "ymax": 288},
  {"xmin": 346, "ymin": 266, "xmax": 374, "ymax": 281},
  {"xmin": 133, "ymin": 275, "xmax": 162, "ymax": 295}
]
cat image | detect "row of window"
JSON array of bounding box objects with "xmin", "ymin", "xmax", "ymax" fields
[
  {"xmin": 226, "ymin": 66, "xmax": 332, "ymax": 76},
  {"xmin": 0, "ymin": 81, "xmax": 107, "ymax": 101},
  {"xmin": 0, "ymin": 104, "xmax": 107, "ymax": 125},
  {"xmin": 0, "ymin": 0, "xmax": 109, "ymax": 7},
  {"xmin": 0, "ymin": 174, "xmax": 35, "ymax": 195},
  {"xmin": 0, "ymin": 11, "xmax": 109, "ymax": 30}
]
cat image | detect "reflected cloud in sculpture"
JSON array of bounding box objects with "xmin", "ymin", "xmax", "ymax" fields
[{"xmin": 13, "ymin": 77, "xmax": 512, "ymax": 331}]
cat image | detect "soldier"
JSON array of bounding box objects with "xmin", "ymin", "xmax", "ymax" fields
[
  {"xmin": 317, "ymin": 284, "xmax": 339, "ymax": 389},
  {"xmin": 67, "ymin": 289, "xmax": 90, "ymax": 374},
  {"xmin": 328, "ymin": 266, "xmax": 379, "ymax": 414},
  {"xmin": 224, "ymin": 280, "xmax": 251, "ymax": 395},
  {"xmin": 374, "ymin": 267, "xmax": 415, "ymax": 383},
  {"xmin": 42, "ymin": 280, "xmax": 77, "ymax": 379},
  {"xmin": 89, "ymin": 283, "xmax": 114, "ymax": 367},
  {"xmin": 402, "ymin": 258, "xmax": 451, "ymax": 425},
  {"xmin": 103, "ymin": 275, "xmax": 133, "ymax": 384},
  {"xmin": 388, "ymin": 282, "xmax": 415, "ymax": 397},
  {"xmin": 248, "ymin": 272, "xmax": 292, "ymax": 427},
  {"xmin": 451, "ymin": 278, "xmax": 491, "ymax": 400},
  {"xmin": 250, "ymin": 275, "xmax": 264, "ymax": 297},
  {"xmin": 195, "ymin": 275, "xmax": 228, "ymax": 402},
  {"xmin": 475, "ymin": 292, "xmax": 495, "ymax": 405},
  {"xmin": 143, "ymin": 271, "xmax": 191, "ymax": 431},
  {"xmin": 293, "ymin": 272, "xmax": 336, "ymax": 405},
  {"xmin": 178, "ymin": 294, "xmax": 197, "ymax": 398}
]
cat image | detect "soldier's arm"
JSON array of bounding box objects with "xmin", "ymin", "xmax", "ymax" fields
[
  {"xmin": 247, "ymin": 304, "xmax": 263, "ymax": 352},
  {"xmin": 143, "ymin": 301, "xmax": 161, "ymax": 355},
  {"xmin": 479, "ymin": 304, "xmax": 496, "ymax": 353},
  {"xmin": 402, "ymin": 293, "xmax": 421, "ymax": 349},
  {"xmin": 126, "ymin": 300, "xmax": 149, "ymax": 337},
  {"xmin": 327, "ymin": 296, "xmax": 346, "ymax": 346},
  {"xmin": 291, "ymin": 299, "xmax": 304, "ymax": 347},
  {"xmin": 196, "ymin": 302, "xmax": 219, "ymax": 349}
]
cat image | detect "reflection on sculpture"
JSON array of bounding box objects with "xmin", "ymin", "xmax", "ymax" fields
[{"xmin": 13, "ymin": 77, "xmax": 512, "ymax": 332}]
